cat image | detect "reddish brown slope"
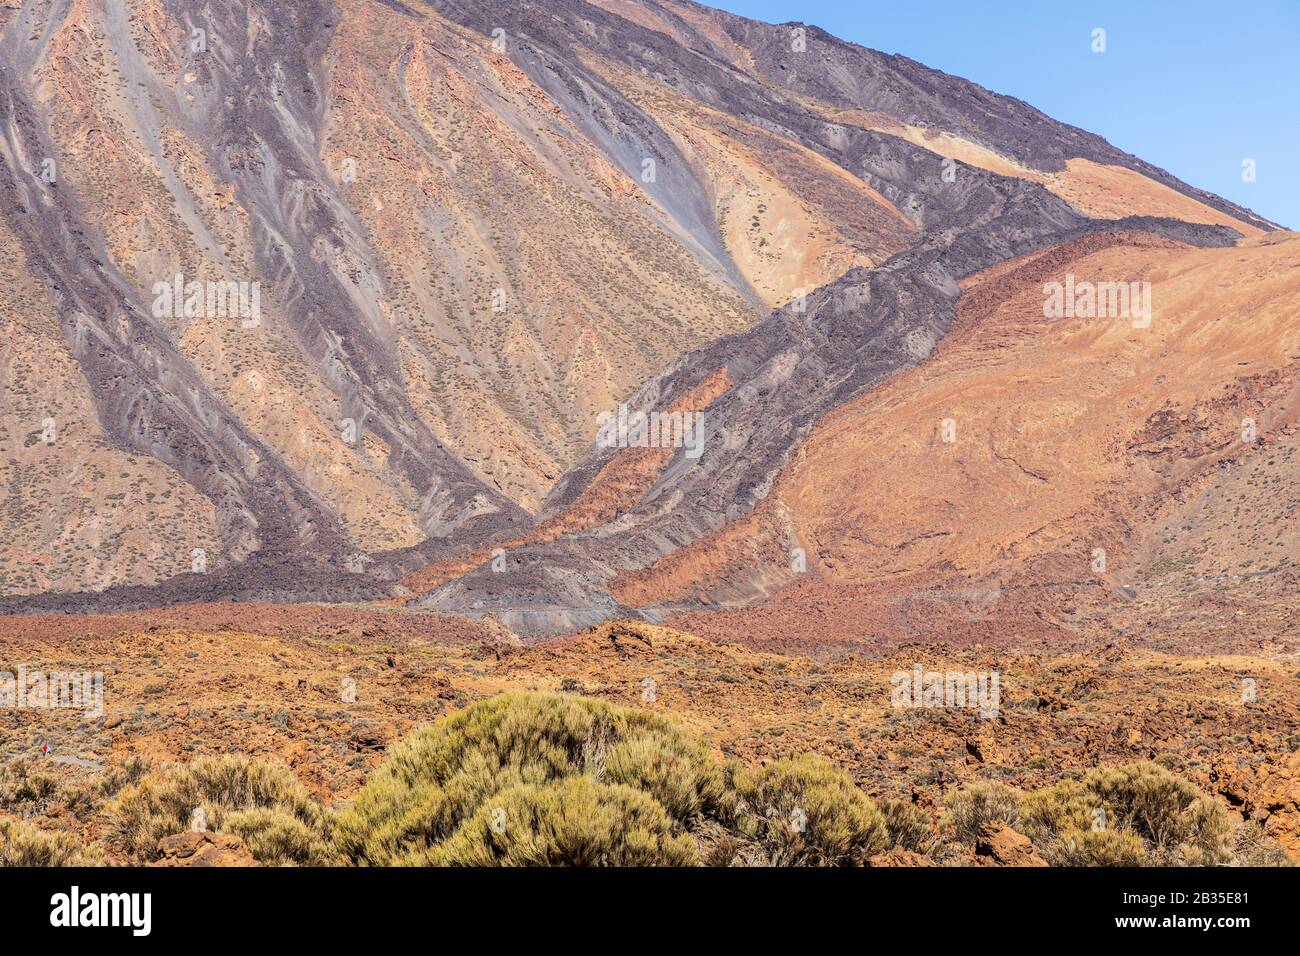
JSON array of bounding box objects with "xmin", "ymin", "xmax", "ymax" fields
[{"xmin": 614, "ymin": 232, "xmax": 1300, "ymax": 648}]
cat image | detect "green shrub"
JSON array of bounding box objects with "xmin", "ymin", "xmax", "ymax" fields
[
  {"xmin": 334, "ymin": 692, "xmax": 722, "ymax": 866},
  {"xmin": 0, "ymin": 817, "xmax": 100, "ymax": 867},
  {"xmin": 222, "ymin": 808, "xmax": 326, "ymax": 867},
  {"xmin": 604, "ymin": 728, "xmax": 729, "ymax": 823},
  {"xmin": 732, "ymin": 754, "xmax": 887, "ymax": 866},
  {"xmin": 108, "ymin": 755, "xmax": 330, "ymax": 865},
  {"xmin": 430, "ymin": 778, "xmax": 697, "ymax": 867},
  {"xmin": 942, "ymin": 781, "xmax": 1020, "ymax": 842}
]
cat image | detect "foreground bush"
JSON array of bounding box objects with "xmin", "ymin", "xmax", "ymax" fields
[
  {"xmin": 108, "ymin": 755, "xmax": 331, "ymax": 865},
  {"xmin": 1085, "ymin": 762, "xmax": 1232, "ymax": 864},
  {"xmin": 1231, "ymin": 820, "xmax": 1293, "ymax": 867},
  {"xmin": 0, "ymin": 817, "xmax": 100, "ymax": 867},
  {"xmin": 335, "ymin": 693, "xmax": 896, "ymax": 867},
  {"xmin": 879, "ymin": 797, "xmax": 933, "ymax": 852},
  {"xmin": 0, "ymin": 761, "xmax": 59, "ymax": 811},
  {"xmin": 221, "ymin": 807, "xmax": 327, "ymax": 866},
  {"xmin": 731, "ymin": 754, "xmax": 888, "ymax": 866},
  {"xmin": 1018, "ymin": 762, "xmax": 1234, "ymax": 866},
  {"xmin": 1050, "ymin": 827, "xmax": 1150, "ymax": 866},
  {"xmin": 81, "ymin": 693, "xmax": 1287, "ymax": 868},
  {"xmin": 95, "ymin": 755, "xmax": 153, "ymax": 799},
  {"xmin": 428, "ymin": 778, "xmax": 698, "ymax": 866},
  {"xmin": 335, "ymin": 692, "xmax": 724, "ymax": 865},
  {"xmin": 942, "ymin": 781, "xmax": 1020, "ymax": 843},
  {"xmin": 338, "ymin": 694, "xmax": 1279, "ymax": 868}
]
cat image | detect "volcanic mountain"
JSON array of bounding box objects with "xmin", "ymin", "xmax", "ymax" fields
[{"xmin": 0, "ymin": 0, "xmax": 1292, "ymax": 642}]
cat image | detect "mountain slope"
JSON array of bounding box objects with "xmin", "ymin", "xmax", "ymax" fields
[
  {"xmin": 614, "ymin": 231, "xmax": 1299, "ymax": 643},
  {"xmin": 0, "ymin": 0, "xmax": 1284, "ymax": 617}
]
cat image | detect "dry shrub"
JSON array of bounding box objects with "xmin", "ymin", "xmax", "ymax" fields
[
  {"xmin": 0, "ymin": 761, "xmax": 60, "ymax": 811},
  {"xmin": 95, "ymin": 755, "xmax": 153, "ymax": 799},
  {"xmin": 880, "ymin": 797, "xmax": 933, "ymax": 852},
  {"xmin": 942, "ymin": 781, "xmax": 1020, "ymax": 843},
  {"xmin": 1084, "ymin": 762, "xmax": 1208, "ymax": 853},
  {"xmin": 1020, "ymin": 762, "xmax": 1241, "ymax": 866},
  {"xmin": 0, "ymin": 759, "xmax": 99, "ymax": 820},
  {"xmin": 0, "ymin": 817, "xmax": 100, "ymax": 867},
  {"xmin": 108, "ymin": 754, "xmax": 330, "ymax": 865},
  {"xmin": 1051, "ymin": 828, "xmax": 1149, "ymax": 866},
  {"xmin": 1230, "ymin": 820, "xmax": 1293, "ymax": 867},
  {"xmin": 334, "ymin": 692, "xmax": 722, "ymax": 866},
  {"xmin": 429, "ymin": 777, "xmax": 697, "ymax": 867},
  {"xmin": 221, "ymin": 807, "xmax": 324, "ymax": 866},
  {"xmin": 731, "ymin": 754, "xmax": 888, "ymax": 866}
]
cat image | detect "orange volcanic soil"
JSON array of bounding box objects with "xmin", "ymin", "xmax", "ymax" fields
[{"xmin": 613, "ymin": 232, "xmax": 1299, "ymax": 647}]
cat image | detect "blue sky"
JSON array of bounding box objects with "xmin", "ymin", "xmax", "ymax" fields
[{"xmin": 711, "ymin": 0, "xmax": 1298, "ymax": 228}]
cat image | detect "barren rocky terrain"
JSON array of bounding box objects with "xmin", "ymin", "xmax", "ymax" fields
[{"xmin": 2, "ymin": 615, "xmax": 1298, "ymax": 864}]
